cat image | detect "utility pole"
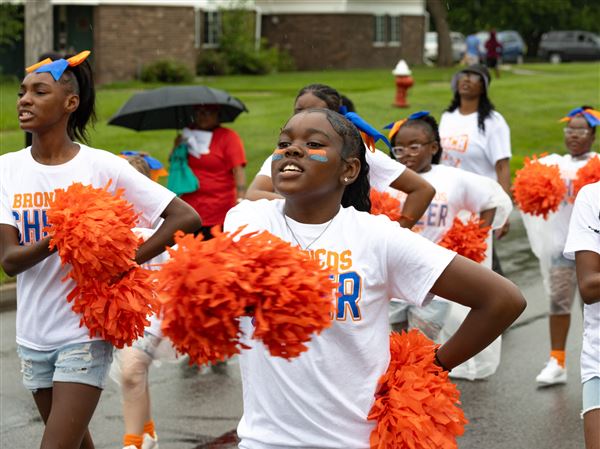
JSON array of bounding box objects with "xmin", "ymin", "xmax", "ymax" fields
[{"xmin": 25, "ymin": 0, "xmax": 53, "ymax": 67}]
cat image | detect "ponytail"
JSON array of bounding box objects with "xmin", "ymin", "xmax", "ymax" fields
[{"xmin": 61, "ymin": 57, "xmax": 96, "ymax": 143}]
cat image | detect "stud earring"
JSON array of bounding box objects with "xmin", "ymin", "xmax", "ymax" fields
[{"xmin": 344, "ymin": 177, "xmax": 349, "ymax": 182}]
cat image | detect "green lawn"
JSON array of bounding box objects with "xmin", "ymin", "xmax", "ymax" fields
[
  {"xmin": 0, "ymin": 62, "xmax": 598, "ymax": 284},
  {"xmin": 2, "ymin": 62, "xmax": 599, "ymax": 178}
]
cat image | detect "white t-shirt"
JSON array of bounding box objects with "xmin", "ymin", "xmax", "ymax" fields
[
  {"xmin": 0, "ymin": 145, "xmax": 176, "ymax": 351},
  {"xmin": 256, "ymin": 148, "xmax": 406, "ymax": 192},
  {"xmin": 563, "ymin": 181, "xmax": 600, "ymax": 383},
  {"xmin": 521, "ymin": 152, "xmax": 598, "ymax": 261},
  {"xmin": 439, "ymin": 109, "xmax": 511, "ymax": 180},
  {"xmin": 224, "ymin": 199, "xmax": 455, "ymax": 449},
  {"xmin": 386, "ymin": 164, "xmax": 510, "ymax": 243}
]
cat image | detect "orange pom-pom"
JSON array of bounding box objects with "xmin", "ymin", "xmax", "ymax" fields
[
  {"xmin": 153, "ymin": 230, "xmax": 250, "ymax": 365},
  {"xmin": 438, "ymin": 214, "xmax": 490, "ymax": 263},
  {"xmin": 572, "ymin": 155, "xmax": 600, "ymax": 201},
  {"xmin": 513, "ymin": 155, "xmax": 567, "ymax": 219},
  {"xmin": 233, "ymin": 230, "xmax": 336, "ymax": 359},
  {"xmin": 46, "ymin": 182, "xmax": 140, "ymax": 283},
  {"xmin": 370, "ymin": 189, "xmax": 402, "ymax": 222},
  {"xmin": 155, "ymin": 228, "xmax": 336, "ymax": 366},
  {"xmin": 68, "ymin": 268, "xmax": 159, "ymax": 348},
  {"xmin": 368, "ymin": 330, "xmax": 468, "ymax": 449}
]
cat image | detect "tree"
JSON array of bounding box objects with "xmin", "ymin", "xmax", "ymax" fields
[
  {"xmin": 25, "ymin": 0, "xmax": 53, "ymax": 67},
  {"xmin": 427, "ymin": 0, "xmax": 453, "ymax": 66},
  {"xmin": 0, "ymin": 3, "xmax": 24, "ymax": 47}
]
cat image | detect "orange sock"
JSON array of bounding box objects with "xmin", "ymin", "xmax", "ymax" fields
[
  {"xmin": 123, "ymin": 433, "xmax": 143, "ymax": 449},
  {"xmin": 143, "ymin": 419, "xmax": 156, "ymax": 437},
  {"xmin": 550, "ymin": 350, "xmax": 566, "ymax": 367}
]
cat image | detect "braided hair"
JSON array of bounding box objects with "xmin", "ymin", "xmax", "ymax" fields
[
  {"xmin": 296, "ymin": 84, "xmax": 342, "ymax": 113},
  {"xmin": 305, "ymin": 109, "xmax": 371, "ymax": 212}
]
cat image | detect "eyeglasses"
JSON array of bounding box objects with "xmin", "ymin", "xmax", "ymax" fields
[
  {"xmin": 392, "ymin": 141, "xmax": 434, "ymax": 157},
  {"xmin": 563, "ymin": 128, "xmax": 590, "ymax": 137},
  {"xmin": 458, "ymin": 72, "xmax": 482, "ymax": 82}
]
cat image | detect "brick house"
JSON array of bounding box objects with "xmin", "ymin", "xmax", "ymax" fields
[{"xmin": 7, "ymin": 0, "xmax": 426, "ymax": 83}]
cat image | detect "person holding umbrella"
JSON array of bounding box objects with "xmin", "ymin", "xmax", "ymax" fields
[
  {"xmin": 109, "ymin": 86, "xmax": 248, "ymax": 241},
  {"xmin": 175, "ymin": 104, "xmax": 247, "ymax": 240}
]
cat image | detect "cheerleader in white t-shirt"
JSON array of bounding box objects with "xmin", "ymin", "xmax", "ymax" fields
[
  {"xmin": 245, "ymin": 83, "xmax": 435, "ymax": 229},
  {"xmin": 439, "ymin": 65, "xmax": 512, "ymax": 276},
  {"xmin": 522, "ymin": 107, "xmax": 598, "ymax": 387},
  {"xmin": 563, "ymin": 181, "xmax": 600, "ymax": 449},
  {"xmin": 385, "ymin": 112, "xmax": 511, "ymax": 347},
  {"xmin": 0, "ymin": 53, "xmax": 200, "ymax": 449},
  {"xmin": 224, "ymin": 108, "xmax": 525, "ymax": 449}
]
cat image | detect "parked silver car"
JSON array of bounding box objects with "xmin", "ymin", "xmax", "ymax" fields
[
  {"xmin": 538, "ymin": 30, "xmax": 600, "ymax": 63},
  {"xmin": 425, "ymin": 31, "xmax": 466, "ymax": 63}
]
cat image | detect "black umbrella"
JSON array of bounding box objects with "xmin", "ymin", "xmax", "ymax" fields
[{"xmin": 108, "ymin": 85, "xmax": 248, "ymax": 131}]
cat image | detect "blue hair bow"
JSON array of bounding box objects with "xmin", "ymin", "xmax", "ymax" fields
[
  {"xmin": 343, "ymin": 111, "xmax": 391, "ymax": 151},
  {"xmin": 383, "ymin": 111, "xmax": 430, "ymax": 141},
  {"xmin": 560, "ymin": 107, "xmax": 600, "ymax": 128},
  {"xmin": 120, "ymin": 151, "xmax": 164, "ymax": 170},
  {"xmin": 25, "ymin": 51, "xmax": 91, "ymax": 81}
]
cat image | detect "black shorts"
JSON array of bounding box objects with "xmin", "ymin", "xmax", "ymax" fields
[{"xmin": 486, "ymin": 57, "xmax": 498, "ymax": 68}]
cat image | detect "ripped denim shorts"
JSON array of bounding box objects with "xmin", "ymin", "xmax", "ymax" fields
[{"xmin": 16, "ymin": 340, "xmax": 113, "ymax": 392}]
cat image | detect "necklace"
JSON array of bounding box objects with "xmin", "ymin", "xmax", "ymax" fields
[{"xmin": 283, "ymin": 212, "xmax": 335, "ymax": 251}]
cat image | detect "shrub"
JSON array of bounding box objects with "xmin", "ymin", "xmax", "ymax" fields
[
  {"xmin": 196, "ymin": 50, "xmax": 230, "ymax": 76},
  {"xmin": 140, "ymin": 60, "xmax": 193, "ymax": 84}
]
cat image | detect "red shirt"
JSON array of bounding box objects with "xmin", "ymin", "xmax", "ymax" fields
[{"xmin": 181, "ymin": 127, "xmax": 246, "ymax": 226}]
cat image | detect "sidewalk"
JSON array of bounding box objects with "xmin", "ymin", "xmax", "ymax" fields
[{"xmin": 0, "ymin": 282, "xmax": 16, "ymax": 312}]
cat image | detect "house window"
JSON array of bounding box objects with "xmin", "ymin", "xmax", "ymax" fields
[
  {"xmin": 390, "ymin": 16, "xmax": 401, "ymax": 45},
  {"xmin": 373, "ymin": 15, "xmax": 387, "ymax": 45},
  {"xmin": 196, "ymin": 10, "xmax": 220, "ymax": 48}
]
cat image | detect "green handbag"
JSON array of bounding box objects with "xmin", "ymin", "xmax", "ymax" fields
[{"xmin": 167, "ymin": 143, "xmax": 199, "ymax": 196}]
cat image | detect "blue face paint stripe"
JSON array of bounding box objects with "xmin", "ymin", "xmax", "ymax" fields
[{"xmin": 308, "ymin": 154, "xmax": 328, "ymax": 162}]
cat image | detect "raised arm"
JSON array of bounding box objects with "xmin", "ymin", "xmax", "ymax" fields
[
  {"xmin": 430, "ymin": 255, "xmax": 526, "ymax": 370},
  {"xmin": 389, "ymin": 168, "xmax": 435, "ymax": 228}
]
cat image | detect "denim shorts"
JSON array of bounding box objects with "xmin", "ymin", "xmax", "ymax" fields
[
  {"xmin": 582, "ymin": 376, "xmax": 600, "ymax": 417},
  {"xmin": 17, "ymin": 340, "xmax": 113, "ymax": 392}
]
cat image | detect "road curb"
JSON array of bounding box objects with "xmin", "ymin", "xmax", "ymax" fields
[{"xmin": 0, "ymin": 282, "xmax": 16, "ymax": 311}]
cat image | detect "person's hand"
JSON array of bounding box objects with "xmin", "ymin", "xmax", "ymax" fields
[{"xmin": 494, "ymin": 221, "xmax": 510, "ymax": 240}]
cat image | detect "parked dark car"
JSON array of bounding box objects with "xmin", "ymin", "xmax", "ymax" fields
[
  {"xmin": 476, "ymin": 30, "xmax": 526, "ymax": 63},
  {"xmin": 538, "ymin": 30, "xmax": 600, "ymax": 63}
]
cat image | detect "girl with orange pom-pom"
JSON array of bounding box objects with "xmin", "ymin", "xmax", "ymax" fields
[
  {"xmin": 520, "ymin": 106, "xmax": 599, "ymax": 387},
  {"xmin": 0, "ymin": 53, "xmax": 200, "ymax": 449},
  {"xmin": 223, "ymin": 108, "xmax": 525, "ymax": 448},
  {"xmin": 384, "ymin": 111, "xmax": 512, "ymax": 380}
]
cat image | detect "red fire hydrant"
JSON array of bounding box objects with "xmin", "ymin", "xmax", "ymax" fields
[{"xmin": 392, "ymin": 60, "xmax": 413, "ymax": 108}]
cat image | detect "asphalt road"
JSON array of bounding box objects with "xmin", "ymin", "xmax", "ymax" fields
[{"xmin": 0, "ymin": 212, "xmax": 587, "ymax": 448}]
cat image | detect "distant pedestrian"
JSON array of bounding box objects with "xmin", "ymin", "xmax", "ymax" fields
[
  {"xmin": 462, "ymin": 34, "xmax": 480, "ymax": 66},
  {"xmin": 485, "ymin": 29, "xmax": 503, "ymax": 78},
  {"xmin": 563, "ymin": 180, "xmax": 600, "ymax": 449},
  {"xmin": 173, "ymin": 105, "xmax": 247, "ymax": 241}
]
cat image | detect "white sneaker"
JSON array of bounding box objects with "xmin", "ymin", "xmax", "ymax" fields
[
  {"xmin": 536, "ymin": 357, "xmax": 567, "ymax": 386},
  {"xmin": 142, "ymin": 432, "xmax": 159, "ymax": 449}
]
